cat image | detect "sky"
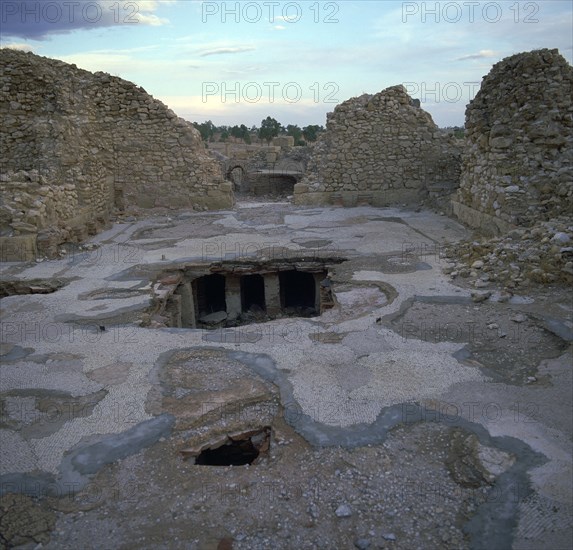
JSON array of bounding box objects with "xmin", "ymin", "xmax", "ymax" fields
[{"xmin": 1, "ymin": 0, "xmax": 572, "ymax": 128}]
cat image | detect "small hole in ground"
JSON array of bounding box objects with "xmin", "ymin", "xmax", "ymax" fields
[
  {"xmin": 196, "ymin": 439, "xmax": 259, "ymax": 466},
  {"xmin": 193, "ymin": 428, "xmax": 271, "ymax": 466}
]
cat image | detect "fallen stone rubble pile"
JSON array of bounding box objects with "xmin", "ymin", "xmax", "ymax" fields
[{"xmin": 443, "ymin": 216, "xmax": 573, "ymax": 288}]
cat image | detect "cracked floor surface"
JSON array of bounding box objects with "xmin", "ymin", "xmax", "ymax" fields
[{"xmin": 1, "ymin": 201, "xmax": 571, "ymax": 549}]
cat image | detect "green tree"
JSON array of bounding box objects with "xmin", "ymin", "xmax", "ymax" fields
[
  {"xmin": 230, "ymin": 124, "xmax": 252, "ymax": 144},
  {"xmin": 240, "ymin": 124, "xmax": 252, "ymax": 144},
  {"xmin": 258, "ymin": 116, "xmax": 282, "ymax": 144},
  {"xmin": 286, "ymin": 124, "xmax": 304, "ymax": 145},
  {"xmin": 302, "ymin": 124, "xmax": 323, "ymax": 143},
  {"xmin": 193, "ymin": 120, "xmax": 216, "ymax": 142}
]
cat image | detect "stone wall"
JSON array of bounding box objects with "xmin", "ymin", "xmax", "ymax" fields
[
  {"xmin": 294, "ymin": 85, "xmax": 462, "ymax": 207},
  {"xmin": 0, "ymin": 50, "xmax": 233, "ymax": 260},
  {"xmin": 452, "ymin": 48, "xmax": 573, "ymax": 235}
]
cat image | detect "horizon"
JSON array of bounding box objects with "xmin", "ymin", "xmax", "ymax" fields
[{"xmin": 1, "ymin": 1, "xmax": 572, "ymax": 128}]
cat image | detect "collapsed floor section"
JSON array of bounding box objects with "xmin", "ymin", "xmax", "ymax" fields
[{"xmin": 148, "ymin": 260, "xmax": 338, "ymax": 329}]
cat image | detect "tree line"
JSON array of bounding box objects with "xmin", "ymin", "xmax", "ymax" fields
[{"xmin": 192, "ymin": 117, "xmax": 325, "ymax": 145}]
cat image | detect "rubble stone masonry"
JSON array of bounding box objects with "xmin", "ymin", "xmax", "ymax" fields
[
  {"xmin": 452, "ymin": 49, "xmax": 573, "ymax": 235},
  {"xmin": 0, "ymin": 50, "xmax": 233, "ymax": 260},
  {"xmin": 294, "ymin": 85, "xmax": 462, "ymax": 207}
]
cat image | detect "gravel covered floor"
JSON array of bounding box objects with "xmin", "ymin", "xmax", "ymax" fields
[{"xmin": 1, "ymin": 202, "xmax": 571, "ymax": 549}]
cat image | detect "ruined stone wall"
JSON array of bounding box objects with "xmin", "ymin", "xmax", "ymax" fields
[
  {"xmin": 294, "ymin": 85, "xmax": 462, "ymax": 206},
  {"xmin": 452, "ymin": 49, "xmax": 573, "ymax": 235},
  {"xmin": 0, "ymin": 50, "xmax": 233, "ymax": 260},
  {"xmin": 212, "ymin": 142, "xmax": 310, "ymax": 197}
]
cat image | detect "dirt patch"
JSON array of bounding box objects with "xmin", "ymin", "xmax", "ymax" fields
[
  {"xmin": 388, "ymin": 300, "xmax": 568, "ymax": 384},
  {"xmin": 41, "ymin": 422, "xmax": 490, "ymax": 550},
  {"xmin": 446, "ymin": 428, "xmax": 516, "ymax": 488},
  {"xmin": 86, "ymin": 362, "xmax": 132, "ymax": 386},
  {"xmin": 0, "ymin": 278, "xmax": 69, "ymax": 298},
  {"xmin": 0, "ymin": 493, "xmax": 56, "ymax": 548},
  {"xmin": 0, "ymin": 388, "xmax": 108, "ymax": 438}
]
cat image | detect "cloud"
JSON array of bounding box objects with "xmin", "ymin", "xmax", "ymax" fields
[
  {"xmin": 199, "ymin": 47, "xmax": 256, "ymax": 57},
  {"xmin": 1, "ymin": 0, "xmax": 173, "ymax": 40},
  {"xmin": 54, "ymin": 50, "xmax": 184, "ymax": 79},
  {"xmin": 274, "ymin": 25, "xmax": 286, "ymax": 31},
  {"xmin": 158, "ymin": 94, "xmax": 333, "ymax": 127},
  {"xmin": 55, "ymin": 52, "xmax": 144, "ymax": 76},
  {"xmin": 221, "ymin": 65, "xmax": 265, "ymax": 76},
  {"xmin": 0, "ymin": 42, "xmax": 35, "ymax": 52},
  {"xmin": 274, "ymin": 15, "xmax": 300, "ymax": 23},
  {"xmin": 456, "ymin": 49, "xmax": 499, "ymax": 61}
]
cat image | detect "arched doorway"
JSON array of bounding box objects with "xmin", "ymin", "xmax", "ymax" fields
[{"xmin": 227, "ymin": 165, "xmax": 246, "ymax": 192}]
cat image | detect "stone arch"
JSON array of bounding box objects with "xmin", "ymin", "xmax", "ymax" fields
[{"xmin": 226, "ymin": 164, "xmax": 247, "ymax": 192}]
